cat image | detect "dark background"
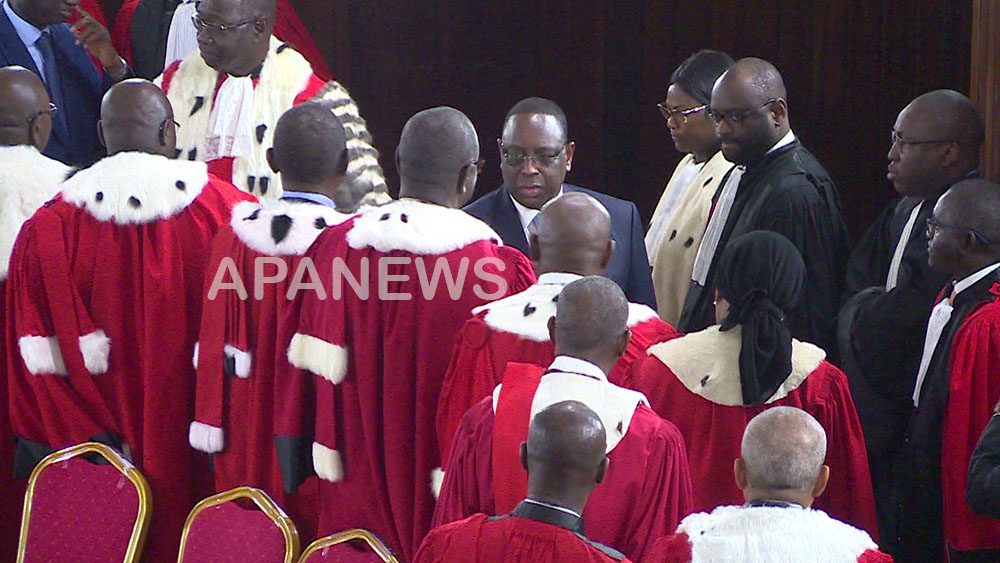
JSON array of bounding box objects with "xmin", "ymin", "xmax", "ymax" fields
[{"xmin": 106, "ymin": 0, "xmax": 974, "ymax": 239}]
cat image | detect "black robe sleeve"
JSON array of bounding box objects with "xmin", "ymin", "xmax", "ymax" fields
[{"xmin": 968, "ymin": 411, "xmax": 1000, "ymax": 518}]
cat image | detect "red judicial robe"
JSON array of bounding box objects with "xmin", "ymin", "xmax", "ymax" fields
[
  {"xmin": 0, "ymin": 145, "xmax": 69, "ymax": 562},
  {"xmin": 632, "ymin": 326, "xmax": 878, "ymax": 537},
  {"xmin": 157, "ymin": 37, "xmax": 326, "ymax": 198},
  {"xmin": 887, "ymin": 267, "xmax": 1000, "ymax": 560},
  {"xmin": 189, "ymin": 199, "xmax": 351, "ymax": 540},
  {"xmin": 285, "ymin": 198, "xmax": 536, "ymax": 562},
  {"xmin": 434, "ymin": 359, "xmax": 694, "ymax": 561},
  {"xmin": 644, "ymin": 505, "xmax": 893, "ymax": 563},
  {"xmin": 417, "ymin": 501, "xmax": 629, "ymax": 563},
  {"xmin": 6, "ymin": 153, "xmax": 254, "ymax": 562},
  {"xmin": 436, "ymin": 272, "xmax": 679, "ymax": 466}
]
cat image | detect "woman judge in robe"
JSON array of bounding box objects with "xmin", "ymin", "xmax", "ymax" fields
[
  {"xmin": 631, "ymin": 231, "xmax": 879, "ymax": 537},
  {"xmin": 645, "ymin": 50, "xmax": 736, "ymax": 324}
]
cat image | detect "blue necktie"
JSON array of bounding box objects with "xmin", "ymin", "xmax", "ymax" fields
[{"xmin": 35, "ymin": 30, "xmax": 68, "ymax": 136}]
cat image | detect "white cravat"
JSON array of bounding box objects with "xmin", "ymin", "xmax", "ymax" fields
[
  {"xmin": 886, "ymin": 201, "xmax": 923, "ymax": 291},
  {"xmin": 164, "ymin": 0, "xmax": 198, "ymax": 70},
  {"xmin": 912, "ymin": 262, "xmax": 1000, "ymax": 406},
  {"xmin": 691, "ymin": 166, "xmax": 744, "ymax": 285},
  {"xmin": 204, "ymin": 75, "xmax": 255, "ymax": 160}
]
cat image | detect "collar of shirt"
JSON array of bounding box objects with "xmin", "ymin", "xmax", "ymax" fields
[
  {"xmin": 510, "ymin": 185, "xmax": 564, "ymax": 235},
  {"xmin": 522, "ymin": 498, "xmax": 582, "ymax": 519},
  {"xmin": 3, "ymin": 0, "xmax": 43, "ymax": 49},
  {"xmin": 953, "ymin": 261, "xmax": 1000, "ymax": 297},
  {"xmin": 536, "ymin": 272, "xmax": 582, "ymax": 286},
  {"xmin": 281, "ymin": 190, "xmax": 336, "ymax": 208},
  {"xmin": 765, "ymin": 129, "xmax": 796, "ymax": 155},
  {"xmin": 547, "ymin": 355, "xmax": 608, "ymax": 383}
]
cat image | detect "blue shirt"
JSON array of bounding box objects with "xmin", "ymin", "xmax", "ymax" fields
[
  {"xmin": 3, "ymin": 0, "xmax": 45, "ymax": 78},
  {"xmin": 281, "ymin": 190, "xmax": 336, "ymax": 208}
]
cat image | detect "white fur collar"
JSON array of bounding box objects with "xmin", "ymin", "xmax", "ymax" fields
[
  {"xmin": 347, "ymin": 198, "xmax": 502, "ymax": 255},
  {"xmin": 158, "ymin": 36, "xmax": 313, "ymax": 199},
  {"xmin": 231, "ymin": 200, "xmax": 351, "ymax": 256},
  {"xmin": 61, "ymin": 152, "xmax": 208, "ymax": 225},
  {"xmin": 475, "ymin": 280, "xmax": 660, "ymax": 342},
  {"xmin": 647, "ymin": 326, "xmax": 826, "ymax": 406},
  {"xmin": 492, "ymin": 373, "xmax": 649, "ymax": 454},
  {"xmin": 679, "ymin": 505, "xmax": 879, "ymax": 562},
  {"xmin": 0, "ymin": 145, "xmax": 68, "ymax": 279}
]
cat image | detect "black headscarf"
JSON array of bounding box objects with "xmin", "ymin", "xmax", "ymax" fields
[{"xmin": 716, "ymin": 231, "xmax": 806, "ymax": 406}]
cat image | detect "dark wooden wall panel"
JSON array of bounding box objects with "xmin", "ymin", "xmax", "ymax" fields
[{"xmin": 290, "ymin": 0, "xmax": 973, "ymax": 240}]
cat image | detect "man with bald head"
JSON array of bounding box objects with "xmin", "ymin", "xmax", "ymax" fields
[
  {"xmin": 839, "ymin": 90, "xmax": 985, "ymax": 535},
  {"xmin": 646, "ymin": 407, "xmax": 891, "ymax": 562},
  {"xmin": 155, "ymin": 0, "xmax": 385, "ymax": 200},
  {"xmin": 284, "ymin": 108, "xmax": 534, "ymax": 560},
  {"xmin": 434, "ymin": 276, "xmax": 693, "ymax": 561},
  {"xmin": 0, "ymin": 63, "xmax": 68, "ymax": 561},
  {"xmin": 885, "ymin": 180, "xmax": 1000, "ymax": 560},
  {"xmin": 418, "ymin": 401, "xmax": 627, "ymax": 562},
  {"xmin": 678, "ymin": 58, "xmax": 848, "ymax": 356},
  {"xmin": 465, "ymin": 97, "xmax": 656, "ymax": 307},
  {"xmin": 436, "ymin": 192, "xmax": 679, "ymax": 466},
  {"xmin": 6, "ymin": 78, "xmax": 253, "ymax": 561}
]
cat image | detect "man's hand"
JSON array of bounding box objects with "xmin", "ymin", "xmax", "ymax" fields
[{"xmin": 70, "ymin": 6, "xmax": 125, "ymax": 74}]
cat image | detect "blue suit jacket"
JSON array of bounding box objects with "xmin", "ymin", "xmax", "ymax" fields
[
  {"xmin": 0, "ymin": 9, "xmax": 110, "ymax": 167},
  {"xmin": 465, "ymin": 184, "xmax": 657, "ymax": 308}
]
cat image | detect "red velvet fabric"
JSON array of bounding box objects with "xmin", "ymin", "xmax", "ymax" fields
[
  {"xmin": 22, "ymin": 457, "xmax": 139, "ymax": 562},
  {"xmin": 181, "ymin": 501, "xmax": 287, "ymax": 562}
]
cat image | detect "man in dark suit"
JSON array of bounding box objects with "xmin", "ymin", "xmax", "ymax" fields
[
  {"xmin": 465, "ymin": 97, "xmax": 656, "ymax": 307},
  {"xmin": 0, "ymin": 0, "xmax": 131, "ymax": 166}
]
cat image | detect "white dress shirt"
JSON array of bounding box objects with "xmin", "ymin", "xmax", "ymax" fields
[{"xmin": 510, "ymin": 186, "xmax": 564, "ymax": 243}]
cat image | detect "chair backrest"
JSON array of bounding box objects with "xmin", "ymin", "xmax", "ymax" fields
[
  {"xmin": 17, "ymin": 442, "xmax": 151, "ymax": 563},
  {"xmin": 178, "ymin": 486, "xmax": 299, "ymax": 563},
  {"xmin": 299, "ymin": 529, "xmax": 399, "ymax": 563}
]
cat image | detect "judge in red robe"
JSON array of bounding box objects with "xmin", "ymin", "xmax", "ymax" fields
[
  {"xmin": 418, "ymin": 401, "xmax": 629, "ymax": 563},
  {"xmin": 644, "ymin": 407, "xmax": 892, "ymax": 563},
  {"xmin": 884, "ymin": 180, "xmax": 1000, "ymax": 562},
  {"xmin": 437, "ymin": 193, "xmax": 679, "ymax": 466},
  {"xmin": 0, "ymin": 67, "xmax": 70, "ymax": 561},
  {"xmin": 155, "ymin": 0, "xmax": 384, "ymax": 200},
  {"xmin": 434, "ymin": 276, "xmax": 694, "ymax": 561},
  {"xmin": 6, "ymin": 81, "xmax": 254, "ymax": 562},
  {"xmin": 285, "ymin": 107, "xmax": 535, "ymax": 561},
  {"xmin": 189, "ymin": 102, "xmax": 360, "ymax": 540},
  {"xmin": 632, "ymin": 231, "xmax": 878, "ymax": 537}
]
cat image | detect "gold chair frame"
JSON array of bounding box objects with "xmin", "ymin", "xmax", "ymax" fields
[
  {"xmin": 298, "ymin": 529, "xmax": 399, "ymax": 563},
  {"xmin": 177, "ymin": 486, "xmax": 300, "ymax": 563},
  {"xmin": 17, "ymin": 442, "xmax": 152, "ymax": 563}
]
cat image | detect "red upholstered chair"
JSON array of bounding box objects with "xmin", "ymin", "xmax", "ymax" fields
[
  {"xmin": 17, "ymin": 442, "xmax": 152, "ymax": 563},
  {"xmin": 298, "ymin": 529, "xmax": 399, "ymax": 563},
  {"xmin": 178, "ymin": 486, "xmax": 300, "ymax": 563}
]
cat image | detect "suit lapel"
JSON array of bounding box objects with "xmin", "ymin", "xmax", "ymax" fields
[
  {"xmin": 0, "ymin": 8, "xmax": 40, "ymax": 74},
  {"xmin": 494, "ymin": 185, "xmax": 530, "ymax": 253}
]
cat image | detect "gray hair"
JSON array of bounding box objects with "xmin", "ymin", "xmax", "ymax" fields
[{"xmin": 741, "ymin": 407, "xmax": 827, "ymax": 492}]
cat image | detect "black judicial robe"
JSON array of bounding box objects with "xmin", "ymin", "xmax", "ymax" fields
[
  {"xmin": 968, "ymin": 403, "xmax": 1000, "ymax": 519},
  {"xmin": 886, "ymin": 272, "xmax": 1000, "ymax": 562},
  {"xmin": 837, "ymin": 194, "xmax": 950, "ymax": 535},
  {"xmin": 678, "ymin": 140, "xmax": 849, "ymax": 355}
]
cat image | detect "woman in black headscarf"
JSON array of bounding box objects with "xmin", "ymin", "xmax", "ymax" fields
[{"xmin": 631, "ymin": 231, "xmax": 879, "ymax": 536}]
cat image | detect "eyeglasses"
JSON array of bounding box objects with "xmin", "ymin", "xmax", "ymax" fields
[
  {"xmin": 191, "ymin": 13, "xmax": 261, "ymax": 33},
  {"xmin": 926, "ymin": 217, "xmax": 992, "ymax": 245},
  {"xmin": 28, "ymin": 102, "xmax": 58, "ymax": 126},
  {"xmin": 470, "ymin": 157, "xmax": 485, "ymax": 174},
  {"xmin": 159, "ymin": 117, "xmax": 180, "ymax": 136},
  {"xmin": 890, "ymin": 130, "xmax": 955, "ymax": 148},
  {"xmin": 657, "ymin": 103, "xmax": 707, "ymax": 125},
  {"xmin": 707, "ymin": 99, "xmax": 778, "ymax": 127},
  {"xmin": 500, "ymin": 146, "xmax": 566, "ymax": 168}
]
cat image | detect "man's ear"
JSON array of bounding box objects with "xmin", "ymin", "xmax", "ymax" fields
[
  {"xmin": 594, "ymin": 456, "xmax": 608, "ymax": 484},
  {"xmin": 941, "ymin": 142, "xmax": 961, "ymax": 169},
  {"xmin": 599, "ymin": 240, "xmax": 614, "ymax": 272},
  {"xmin": 615, "ymin": 329, "xmax": 631, "ymax": 359},
  {"xmin": 519, "ymin": 442, "xmax": 528, "ymax": 471},
  {"xmin": 528, "ymin": 233, "xmax": 541, "ymax": 263},
  {"xmin": 734, "ymin": 458, "xmax": 748, "ymax": 489},
  {"xmin": 812, "ymin": 465, "xmax": 830, "ymax": 499},
  {"xmin": 336, "ymin": 147, "xmax": 349, "ymax": 176},
  {"xmin": 770, "ymin": 98, "xmax": 788, "ymax": 126},
  {"xmin": 266, "ymin": 147, "xmax": 279, "ymax": 174},
  {"xmin": 96, "ymin": 120, "xmax": 106, "ymax": 148},
  {"xmin": 547, "ymin": 315, "xmax": 556, "ymax": 345},
  {"xmin": 564, "ymin": 141, "xmax": 576, "ymax": 172}
]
